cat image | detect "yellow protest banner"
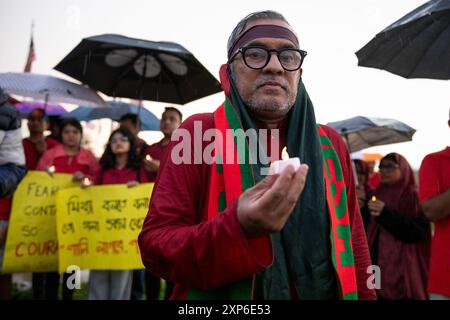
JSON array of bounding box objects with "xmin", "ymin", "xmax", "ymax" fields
[
  {"xmin": 55, "ymin": 183, "xmax": 153, "ymax": 272},
  {"xmin": 2, "ymin": 171, "xmax": 77, "ymax": 273}
]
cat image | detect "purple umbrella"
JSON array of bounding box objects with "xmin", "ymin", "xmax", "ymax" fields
[{"xmin": 14, "ymin": 101, "xmax": 67, "ymax": 116}]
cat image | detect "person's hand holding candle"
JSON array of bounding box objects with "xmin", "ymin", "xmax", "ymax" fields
[
  {"xmin": 47, "ymin": 165, "xmax": 56, "ymax": 177},
  {"xmin": 143, "ymin": 154, "xmax": 160, "ymax": 173},
  {"xmin": 81, "ymin": 177, "xmax": 92, "ymax": 188},
  {"xmin": 368, "ymin": 196, "xmax": 385, "ymax": 216},
  {"xmin": 269, "ymin": 147, "xmax": 301, "ymax": 175}
]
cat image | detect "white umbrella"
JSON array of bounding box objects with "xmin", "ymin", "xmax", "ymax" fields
[
  {"xmin": 0, "ymin": 72, "xmax": 109, "ymax": 108},
  {"xmin": 327, "ymin": 116, "xmax": 416, "ymax": 153}
]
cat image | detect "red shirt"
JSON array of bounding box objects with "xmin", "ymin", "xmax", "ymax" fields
[
  {"xmin": 0, "ymin": 137, "xmax": 60, "ymax": 221},
  {"xmin": 368, "ymin": 172, "xmax": 381, "ymax": 191},
  {"xmin": 22, "ymin": 136, "xmax": 60, "ymax": 170},
  {"xmin": 94, "ymin": 166, "xmax": 149, "ymax": 185},
  {"xmin": 36, "ymin": 144, "xmax": 99, "ymax": 179},
  {"xmin": 143, "ymin": 141, "xmax": 170, "ymax": 182},
  {"xmin": 419, "ymin": 146, "xmax": 450, "ymax": 296},
  {"xmin": 138, "ymin": 113, "xmax": 376, "ymax": 300},
  {"xmin": 0, "ymin": 197, "xmax": 11, "ymax": 221}
]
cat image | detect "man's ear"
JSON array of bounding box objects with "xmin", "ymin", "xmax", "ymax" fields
[
  {"xmin": 298, "ymin": 68, "xmax": 303, "ymax": 81},
  {"xmin": 447, "ymin": 119, "xmax": 450, "ymax": 128}
]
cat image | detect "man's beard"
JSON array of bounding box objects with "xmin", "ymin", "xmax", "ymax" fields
[{"xmin": 244, "ymin": 79, "xmax": 297, "ymax": 118}]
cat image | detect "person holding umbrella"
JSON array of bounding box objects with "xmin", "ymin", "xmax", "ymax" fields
[
  {"xmin": 36, "ymin": 118, "xmax": 99, "ymax": 300},
  {"xmin": 419, "ymin": 110, "xmax": 450, "ymax": 300},
  {"xmin": 367, "ymin": 153, "xmax": 430, "ymax": 300}
]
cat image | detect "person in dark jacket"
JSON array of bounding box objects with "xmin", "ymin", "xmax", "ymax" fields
[{"xmin": 0, "ymin": 87, "xmax": 27, "ymax": 299}]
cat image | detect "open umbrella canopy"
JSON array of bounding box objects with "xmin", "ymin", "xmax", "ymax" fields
[
  {"xmin": 356, "ymin": 0, "xmax": 450, "ymax": 79},
  {"xmin": 54, "ymin": 34, "xmax": 223, "ymax": 104},
  {"xmin": 63, "ymin": 101, "xmax": 160, "ymax": 131},
  {"xmin": 14, "ymin": 101, "xmax": 67, "ymax": 116},
  {"xmin": 327, "ymin": 116, "xmax": 416, "ymax": 153},
  {"xmin": 0, "ymin": 72, "xmax": 109, "ymax": 108}
]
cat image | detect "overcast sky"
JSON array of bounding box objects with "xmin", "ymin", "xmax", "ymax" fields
[{"xmin": 0, "ymin": 0, "xmax": 449, "ymax": 169}]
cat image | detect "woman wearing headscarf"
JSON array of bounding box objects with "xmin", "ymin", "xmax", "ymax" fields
[{"xmin": 367, "ymin": 153, "xmax": 430, "ymax": 300}]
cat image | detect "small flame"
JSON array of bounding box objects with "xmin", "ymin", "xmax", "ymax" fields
[
  {"xmin": 83, "ymin": 177, "xmax": 91, "ymax": 186},
  {"xmin": 49, "ymin": 165, "xmax": 55, "ymax": 173},
  {"xmin": 371, "ymin": 196, "xmax": 377, "ymax": 202},
  {"xmin": 281, "ymin": 147, "xmax": 289, "ymax": 160},
  {"xmin": 145, "ymin": 155, "xmax": 152, "ymax": 161}
]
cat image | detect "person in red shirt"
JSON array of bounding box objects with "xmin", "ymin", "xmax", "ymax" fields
[
  {"xmin": 35, "ymin": 118, "xmax": 99, "ymax": 300},
  {"xmin": 419, "ymin": 112, "xmax": 450, "ymax": 300},
  {"xmin": 138, "ymin": 11, "xmax": 375, "ymax": 300},
  {"xmin": 84, "ymin": 127, "xmax": 148, "ymax": 300},
  {"xmin": 23, "ymin": 108, "xmax": 60, "ymax": 170},
  {"xmin": 144, "ymin": 107, "xmax": 183, "ymax": 182}
]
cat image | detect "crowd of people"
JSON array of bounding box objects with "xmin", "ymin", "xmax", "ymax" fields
[
  {"xmin": 1, "ymin": 10, "xmax": 449, "ymax": 301},
  {"xmin": 0, "ymin": 89, "xmax": 183, "ymax": 300}
]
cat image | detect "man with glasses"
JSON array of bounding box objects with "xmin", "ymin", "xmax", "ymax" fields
[{"xmin": 139, "ymin": 10, "xmax": 376, "ymax": 300}]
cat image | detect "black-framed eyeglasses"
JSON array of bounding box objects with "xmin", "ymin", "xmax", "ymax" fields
[
  {"xmin": 228, "ymin": 46, "xmax": 307, "ymax": 71},
  {"xmin": 379, "ymin": 164, "xmax": 400, "ymax": 172},
  {"xmin": 110, "ymin": 136, "xmax": 129, "ymax": 145}
]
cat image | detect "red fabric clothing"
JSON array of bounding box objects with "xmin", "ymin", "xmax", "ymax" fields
[
  {"xmin": 0, "ymin": 196, "xmax": 11, "ymax": 221},
  {"xmin": 367, "ymin": 153, "xmax": 430, "ymax": 299},
  {"xmin": 137, "ymin": 138, "xmax": 149, "ymax": 159},
  {"xmin": 94, "ymin": 166, "xmax": 149, "ymax": 185},
  {"xmin": 419, "ymin": 147, "xmax": 450, "ymax": 296},
  {"xmin": 36, "ymin": 144, "xmax": 99, "ymax": 178},
  {"xmin": 138, "ymin": 113, "xmax": 376, "ymax": 300},
  {"xmin": 368, "ymin": 172, "xmax": 381, "ymax": 191},
  {"xmin": 22, "ymin": 136, "xmax": 60, "ymax": 170},
  {"xmin": 143, "ymin": 141, "xmax": 170, "ymax": 182}
]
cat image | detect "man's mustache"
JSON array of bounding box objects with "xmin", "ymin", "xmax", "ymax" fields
[{"xmin": 254, "ymin": 77, "xmax": 289, "ymax": 91}]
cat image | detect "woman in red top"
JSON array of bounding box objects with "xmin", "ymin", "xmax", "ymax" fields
[
  {"xmin": 86, "ymin": 127, "xmax": 148, "ymax": 300},
  {"xmin": 35, "ymin": 118, "xmax": 99, "ymax": 300},
  {"xmin": 37, "ymin": 118, "xmax": 98, "ymax": 182}
]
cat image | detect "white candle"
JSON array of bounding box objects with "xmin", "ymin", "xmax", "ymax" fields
[
  {"xmin": 269, "ymin": 147, "xmax": 301, "ymax": 175},
  {"xmin": 48, "ymin": 165, "xmax": 56, "ymax": 174},
  {"xmin": 83, "ymin": 177, "xmax": 91, "ymax": 186}
]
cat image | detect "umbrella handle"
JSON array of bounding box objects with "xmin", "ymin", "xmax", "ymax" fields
[{"xmin": 341, "ymin": 128, "xmax": 351, "ymax": 153}]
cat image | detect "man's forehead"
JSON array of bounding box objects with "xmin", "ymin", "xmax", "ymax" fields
[
  {"xmin": 29, "ymin": 110, "xmax": 45, "ymax": 119},
  {"xmin": 244, "ymin": 18, "xmax": 293, "ymax": 32},
  {"xmin": 241, "ymin": 19, "xmax": 298, "ymax": 47}
]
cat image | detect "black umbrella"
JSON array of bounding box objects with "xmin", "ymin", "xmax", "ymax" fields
[
  {"xmin": 327, "ymin": 116, "xmax": 416, "ymax": 153},
  {"xmin": 356, "ymin": 0, "xmax": 450, "ymax": 79},
  {"xmin": 54, "ymin": 34, "xmax": 223, "ymax": 104}
]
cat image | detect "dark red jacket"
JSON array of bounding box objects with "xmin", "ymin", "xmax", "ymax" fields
[{"xmin": 138, "ymin": 113, "xmax": 376, "ymax": 300}]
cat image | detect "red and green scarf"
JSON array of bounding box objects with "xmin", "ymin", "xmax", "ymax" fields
[{"xmin": 188, "ymin": 65, "xmax": 357, "ymax": 300}]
